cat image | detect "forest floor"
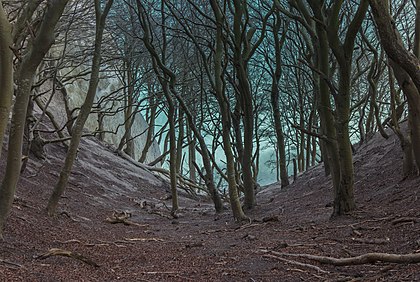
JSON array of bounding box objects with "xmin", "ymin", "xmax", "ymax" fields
[{"xmin": 0, "ymin": 127, "xmax": 420, "ymax": 282}]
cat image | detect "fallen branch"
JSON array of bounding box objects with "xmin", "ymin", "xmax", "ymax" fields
[
  {"xmin": 35, "ymin": 248, "xmax": 99, "ymax": 267},
  {"xmin": 124, "ymin": 237, "xmax": 164, "ymax": 242},
  {"xmin": 391, "ymin": 217, "xmax": 419, "ymax": 225},
  {"xmin": 105, "ymin": 211, "xmax": 148, "ymax": 227},
  {"xmin": 263, "ymin": 254, "xmax": 328, "ymax": 273},
  {"xmin": 0, "ymin": 259, "xmax": 23, "ymax": 268},
  {"xmin": 351, "ymin": 237, "xmax": 390, "ymax": 245},
  {"xmin": 260, "ymin": 250, "xmax": 420, "ymax": 266},
  {"xmin": 148, "ymin": 210, "xmax": 173, "ymax": 219},
  {"xmin": 56, "ymin": 239, "xmax": 82, "ymax": 244}
]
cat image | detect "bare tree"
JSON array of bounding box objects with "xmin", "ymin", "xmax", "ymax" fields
[
  {"xmin": 47, "ymin": 0, "xmax": 114, "ymax": 216},
  {"xmin": 0, "ymin": 0, "xmax": 70, "ymax": 237},
  {"xmin": 369, "ymin": 0, "xmax": 420, "ymax": 172}
]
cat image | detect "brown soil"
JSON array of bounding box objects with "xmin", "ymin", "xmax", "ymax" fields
[{"xmin": 1, "ymin": 128, "xmax": 419, "ymax": 281}]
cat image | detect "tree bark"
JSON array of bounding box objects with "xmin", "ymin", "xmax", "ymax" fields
[
  {"xmin": 139, "ymin": 82, "xmax": 157, "ymax": 163},
  {"xmin": 123, "ymin": 63, "xmax": 135, "ymax": 158},
  {"xmin": 0, "ymin": 5, "xmax": 13, "ymax": 158},
  {"xmin": 270, "ymin": 12, "xmax": 289, "ymax": 188}
]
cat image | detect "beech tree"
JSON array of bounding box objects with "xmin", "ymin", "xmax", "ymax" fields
[
  {"xmin": 369, "ymin": 0, "xmax": 420, "ymax": 172},
  {"xmin": 264, "ymin": 10, "xmax": 290, "ymax": 187},
  {"xmin": 210, "ymin": 0, "xmax": 247, "ymax": 220},
  {"xmin": 0, "ymin": 0, "xmax": 70, "ymax": 236},
  {"xmin": 2, "ymin": 0, "xmax": 419, "ymax": 233},
  {"xmin": 47, "ymin": 0, "xmax": 114, "ymax": 216}
]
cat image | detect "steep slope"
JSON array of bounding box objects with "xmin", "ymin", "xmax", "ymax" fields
[{"xmin": 0, "ymin": 127, "xmax": 419, "ymax": 281}]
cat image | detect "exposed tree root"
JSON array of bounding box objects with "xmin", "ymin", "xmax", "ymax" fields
[
  {"xmin": 105, "ymin": 211, "xmax": 148, "ymax": 227},
  {"xmin": 260, "ymin": 249, "xmax": 420, "ymax": 266},
  {"xmin": 35, "ymin": 248, "xmax": 99, "ymax": 267}
]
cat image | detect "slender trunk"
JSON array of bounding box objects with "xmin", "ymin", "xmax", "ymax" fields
[
  {"xmin": 172, "ymin": 92, "xmax": 223, "ymax": 212},
  {"xmin": 271, "ymin": 13, "xmax": 289, "ymax": 187},
  {"xmin": 306, "ymin": 108, "xmax": 315, "ymax": 170},
  {"xmin": 20, "ymin": 97, "xmax": 35, "ymax": 173},
  {"xmin": 232, "ymin": 104, "xmax": 244, "ymax": 166},
  {"xmin": 176, "ymin": 109, "xmax": 184, "ymax": 173},
  {"xmin": 123, "ymin": 65, "xmax": 135, "ymax": 158},
  {"xmin": 187, "ymin": 123, "xmax": 197, "ymax": 183},
  {"xmin": 136, "ymin": 0, "xmax": 179, "ymax": 214},
  {"xmin": 313, "ymin": 17, "xmax": 341, "ymax": 204},
  {"xmin": 47, "ymin": 0, "xmax": 113, "ymax": 216},
  {"xmin": 97, "ymin": 111, "xmax": 105, "ymax": 141},
  {"xmin": 139, "ymin": 84, "xmax": 156, "ymax": 163},
  {"xmin": 210, "ymin": 0, "xmax": 246, "ymax": 220},
  {"xmin": 232, "ymin": 0, "xmax": 256, "ymax": 210},
  {"xmin": 166, "ymin": 90, "xmax": 179, "ymax": 213}
]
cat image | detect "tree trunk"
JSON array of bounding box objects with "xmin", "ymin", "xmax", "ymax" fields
[
  {"xmin": 389, "ymin": 64, "xmax": 416, "ymax": 176},
  {"xmin": 369, "ymin": 0, "xmax": 420, "ymax": 171},
  {"xmin": 310, "ymin": 8, "xmax": 341, "ymax": 208},
  {"xmin": 0, "ymin": 0, "xmax": 70, "ymax": 236},
  {"xmin": 0, "ymin": 6, "xmax": 13, "ymax": 158},
  {"xmin": 172, "ymin": 92, "xmax": 223, "ymax": 212},
  {"xmin": 210, "ymin": 0, "xmax": 246, "ymax": 220},
  {"xmin": 187, "ymin": 123, "xmax": 197, "ymax": 183},
  {"xmin": 176, "ymin": 109, "xmax": 184, "ymax": 174},
  {"xmin": 136, "ymin": 0, "xmax": 179, "ymax": 214},
  {"xmin": 139, "ymin": 82, "xmax": 157, "ymax": 163},
  {"xmin": 324, "ymin": 0, "xmax": 368, "ymax": 216},
  {"xmin": 230, "ymin": 0, "xmax": 268, "ymax": 210},
  {"xmin": 334, "ymin": 68, "xmax": 356, "ymax": 215},
  {"xmin": 123, "ymin": 65, "xmax": 135, "ymax": 158},
  {"xmin": 47, "ymin": 0, "xmax": 113, "ymax": 216},
  {"xmin": 270, "ymin": 13, "xmax": 289, "ymax": 187}
]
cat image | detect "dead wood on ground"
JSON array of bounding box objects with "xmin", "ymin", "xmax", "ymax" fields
[
  {"xmin": 260, "ymin": 249, "xmax": 420, "ymax": 266},
  {"xmin": 35, "ymin": 248, "xmax": 99, "ymax": 267},
  {"xmin": 391, "ymin": 217, "xmax": 419, "ymax": 225},
  {"xmin": 105, "ymin": 211, "xmax": 148, "ymax": 227},
  {"xmin": 263, "ymin": 254, "xmax": 328, "ymax": 273},
  {"xmin": 0, "ymin": 259, "xmax": 23, "ymax": 268},
  {"xmin": 351, "ymin": 237, "xmax": 390, "ymax": 245}
]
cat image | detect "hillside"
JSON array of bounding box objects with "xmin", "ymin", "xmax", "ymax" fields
[{"xmin": 0, "ymin": 128, "xmax": 419, "ymax": 281}]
